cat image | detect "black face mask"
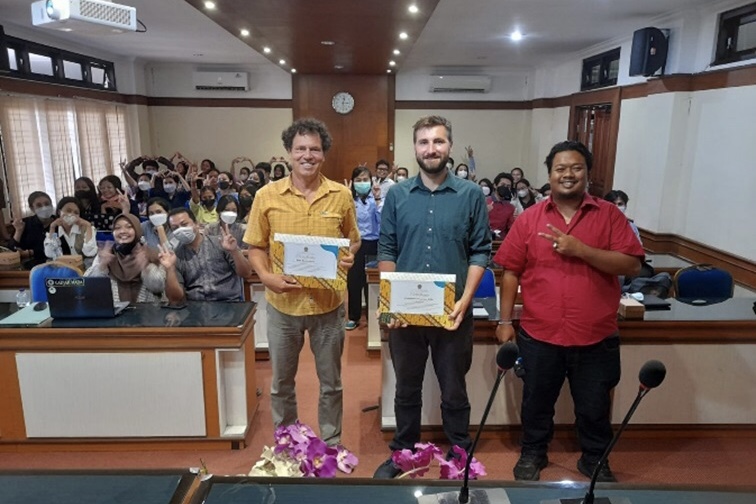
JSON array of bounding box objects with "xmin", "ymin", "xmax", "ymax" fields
[
  {"xmin": 218, "ymin": 181, "xmax": 230, "ymax": 190},
  {"xmin": 114, "ymin": 241, "xmax": 137, "ymax": 255},
  {"xmin": 202, "ymin": 199, "xmax": 215, "ymax": 208},
  {"xmin": 239, "ymin": 196, "xmax": 254, "ymax": 208},
  {"xmin": 75, "ymin": 190, "xmax": 92, "ymax": 202},
  {"xmin": 497, "ymin": 186, "xmax": 512, "ymax": 200}
]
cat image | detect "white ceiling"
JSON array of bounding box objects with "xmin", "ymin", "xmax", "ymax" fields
[{"xmin": 1, "ymin": 0, "xmax": 714, "ymax": 71}]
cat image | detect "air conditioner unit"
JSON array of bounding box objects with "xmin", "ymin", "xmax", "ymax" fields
[
  {"xmin": 31, "ymin": 0, "xmax": 137, "ymax": 34},
  {"xmin": 429, "ymin": 75, "xmax": 492, "ymax": 93},
  {"xmin": 192, "ymin": 71, "xmax": 249, "ymax": 91}
]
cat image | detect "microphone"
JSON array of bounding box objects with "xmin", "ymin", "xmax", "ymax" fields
[
  {"xmin": 560, "ymin": 360, "xmax": 667, "ymax": 504},
  {"xmin": 458, "ymin": 342, "xmax": 519, "ymax": 504}
]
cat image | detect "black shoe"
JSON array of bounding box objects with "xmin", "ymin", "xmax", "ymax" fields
[
  {"xmin": 373, "ymin": 458, "xmax": 402, "ymax": 479},
  {"xmin": 577, "ymin": 457, "xmax": 617, "ymax": 483},
  {"xmin": 513, "ymin": 453, "xmax": 548, "ymax": 481}
]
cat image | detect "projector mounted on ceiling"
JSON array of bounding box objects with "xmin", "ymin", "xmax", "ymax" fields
[{"xmin": 31, "ymin": 0, "xmax": 137, "ymax": 34}]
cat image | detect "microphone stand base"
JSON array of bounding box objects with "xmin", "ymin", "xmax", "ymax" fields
[{"xmin": 418, "ymin": 488, "xmax": 510, "ymax": 504}]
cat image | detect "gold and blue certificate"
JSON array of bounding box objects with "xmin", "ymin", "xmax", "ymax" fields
[
  {"xmin": 379, "ymin": 272, "xmax": 456, "ymax": 328},
  {"xmin": 271, "ymin": 233, "xmax": 351, "ymax": 290}
]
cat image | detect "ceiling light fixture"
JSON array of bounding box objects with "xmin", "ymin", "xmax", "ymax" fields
[
  {"xmin": 321, "ymin": 40, "xmax": 335, "ymax": 46},
  {"xmin": 399, "ymin": 32, "xmax": 409, "ymax": 40},
  {"xmin": 389, "ymin": 60, "xmax": 396, "ymax": 67},
  {"xmin": 510, "ymin": 30, "xmax": 523, "ymax": 41},
  {"xmin": 387, "ymin": 69, "xmax": 392, "ymax": 73},
  {"xmin": 240, "ymin": 29, "xmax": 250, "ymax": 37},
  {"xmin": 408, "ymin": 5, "xmax": 419, "ymax": 14},
  {"xmin": 204, "ymin": 1, "xmax": 216, "ymax": 10},
  {"xmin": 291, "ymin": 68, "xmax": 297, "ymax": 73},
  {"xmin": 279, "ymin": 59, "xmax": 286, "ymax": 65},
  {"xmin": 334, "ymin": 64, "xmax": 344, "ymax": 70},
  {"xmin": 393, "ymin": 49, "xmax": 401, "ymax": 55},
  {"xmin": 263, "ymin": 47, "xmax": 271, "ymax": 54}
]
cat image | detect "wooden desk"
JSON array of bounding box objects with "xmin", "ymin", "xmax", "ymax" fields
[
  {"xmin": 379, "ymin": 297, "xmax": 756, "ymax": 433},
  {"xmin": 0, "ymin": 301, "xmax": 258, "ymax": 451}
]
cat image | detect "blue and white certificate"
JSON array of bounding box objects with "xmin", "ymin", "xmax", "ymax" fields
[{"xmin": 276, "ymin": 233, "xmax": 350, "ymax": 280}]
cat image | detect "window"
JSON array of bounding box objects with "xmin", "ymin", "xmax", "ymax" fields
[
  {"xmin": 0, "ymin": 26, "xmax": 117, "ymax": 91},
  {"xmin": 714, "ymin": 2, "xmax": 756, "ymax": 65},
  {"xmin": 581, "ymin": 48, "xmax": 621, "ymax": 91}
]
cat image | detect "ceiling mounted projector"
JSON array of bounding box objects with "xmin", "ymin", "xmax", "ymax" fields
[{"xmin": 31, "ymin": 0, "xmax": 137, "ymax": 34}]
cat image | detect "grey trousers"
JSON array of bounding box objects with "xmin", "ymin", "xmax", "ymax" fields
[{"xmin": 266, "ymin": 303, "xmax": 346, "ymax": 445}]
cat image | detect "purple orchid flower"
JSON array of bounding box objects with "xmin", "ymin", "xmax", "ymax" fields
[
  {"xmin": 336, "ymin": 445, "xmax": 359, "ymax": 474},
  {"xmin": 438, "ymin": 445, "xmax": 487, "ymax": 480}
]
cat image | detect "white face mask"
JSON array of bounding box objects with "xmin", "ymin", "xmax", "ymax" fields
[
  {"xmin": 617, "ymin": 204, "xmax": 627, "ymax": 214},
  {"xmin": 396, "ymin": 176, "xmax": 407, "ymax": 182},
  {"xmin": 481, "ymin": 186, "xmax": 491, "ymax": 196},
  {"xmin": 457, "ymin": 171, "xmax": 468, "ymax": 179},
  {"xmin": 62, "ymin": 213, "xmax": 78, "ymax": 226},
  {"xmin": 149, "ymin": 213, "xmax": 168, "ymax": 226},
  {"xmin": 173, "ymin": 226, "xmax": 196, "ymax": 245},
  {"xmin": 220, "ymin": 211, "xmax": 238, "ymax": 224},
  {"xmin": 138, "ymin": 181, "xmax": 151, "ymax": 192},
  {"xmin": 162, "ymin": 183, "xmax": 177, "ymax": 194},
  {"xmin": 35, "ymin": 205, "xmax": 54, "ymax": 220},
  {"xmin": 517, "ymin": 189, "xmax": 528, "ymax": 198}
]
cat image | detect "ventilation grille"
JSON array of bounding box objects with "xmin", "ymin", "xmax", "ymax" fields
[
  {"xmin": 80, "ymin": 0, "xmax": 132, "ymax": 25},
  {"xmin": 195, "ymin": 85, "xmax": 247, "ymax": 91}
]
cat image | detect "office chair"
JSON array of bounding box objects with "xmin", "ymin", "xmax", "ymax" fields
[
  {"xmin": 474, "ymin": 268, "xmax": 496, "ymax": 298},
  {"xmin": 29, "ymin": 261, "xmax": 84, "ymax": 303},
  {"xmin": 673, "ymin": 264, "xmax": 734, "ymax": 305}
]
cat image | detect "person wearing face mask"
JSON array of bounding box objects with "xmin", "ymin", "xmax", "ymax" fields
[
  {"xmin": 217, "ymin": 171, "xmax": 238, "ymax": 199},
  {"xmin": 153, "ymin": 173, "xmax": 190, "ymax": 209},
  {"xmin": 141, "ymin": 197, "xmax": 173, "ymax": 252},
  {"xmin": 132, "ymin": 173, "xmax": 153, "ymax": 217},
  {"xmin": 189, "ymin": 185, "xmax": 220, "ymax": 226},
  {"xmin": 345, "ymin": 166, "xmax": 382, "ymax": 331},
  {"xmin": 10, "ymin": 191, "xmax": 56, "ymax": 268},
  {"xmin": 238, "ymin": 166, "xmax": 252, "ymax": 184},
  {"xmin": 85, "ymin": 213, "xmax": 166, "ymax": 303},
  {"xmin": 123, "ymin": 156, "xmax": 174, "ymax": 187},
  {"xmin": 488, "ymin": 173, "xmax": 516, "ymax": 241},
  {"xmin": 44, "ymin": 197, "xmax": 97, "ymax": 267},
  {"xmin": 237, "ymin": 184, "xmax": 257, "ymax": 221},
  {"xmin": 454, "ymin": 163, "xmax": 470, "ymax": 180},
  {"xmin": 604, "ymin": 190, "xmax": 641, "ymax": 244},
  {"xmin": 394, "ymin": 167, "xmax": 409, "ymax": 183},
  {"xmin": 478, "ymin": 178, "xmax": 494, "ymax": 198},
  {"xmin": 205, "ymin": 195, "xmax": 247, "ymax": 247},
  {"xmin": 515, "ymin": 178, "xmax": 544, "ymax": 214},
  {"xmin": 74, "ymin": 177, "xmax": 101, "ymax": 223},
  {"xmin": 158, "ymin": 207, "xmax": 253, "ymax": 303}
]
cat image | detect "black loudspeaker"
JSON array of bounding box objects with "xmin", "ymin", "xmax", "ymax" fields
[{"xmin": 629, "ymin": 27, "xmax": 668, "ymax": 77}]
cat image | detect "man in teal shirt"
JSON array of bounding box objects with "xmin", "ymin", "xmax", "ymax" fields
[{"xmin": 374, "ymin": 115, "xmax": 491, "ymax": 478}]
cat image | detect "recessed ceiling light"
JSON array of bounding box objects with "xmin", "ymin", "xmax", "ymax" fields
[
  {"xmin": 334, "ymin": 64, "xmax": 344, "ymax": 69},
  {"xmin": 240, "ymin": 29, "xmax": 250, "ymax": 37},
  {"xmin": 408, "ymin": 5, "xmax": 419, "ymax": 14},
  {"xmin": 387, "ymin": 69, "xmax": 392, "ymax": 73},
  {"xmin": 279, "ymin": 59, "xmax": 286, "ymax": 65},
  {"xmin": 263, "ymin": 47, "xmax": 271, "ymax": 54},
  {"xmin": 204, "ymin": 1, "xmax": 216, "ymax": 10},
  {"xmin": 510, "ymin": 30, "xmax": 523, "ymax": 41},
  {"xmin": 291, "ymin": 68, "xmax": 297, "ymax": 73},
  {"xmin": 321, "ymin": 40, "xmax": 335, "ymax": 46},
  {"xmin": 389, "ymin": 60, "xmax": 396, "ymax": 66},
  {"xmin": 393, "ymin": 49, "xmax": 401, "ymax": 55},
  {"xmin": 399, "ymin": 32, "xmax": 409, "ymax": 40}
]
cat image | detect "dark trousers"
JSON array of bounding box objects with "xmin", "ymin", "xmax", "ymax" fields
[
  {"xmin": 518, "ymin": 328, "xmax": 621, "ymax": 461},
  {"xmin": 388, "ymin": 316, "xmax": 474, "ymax": 452},
  {"xmin": 346, "ymin": 239, "xmax": 377, "ymax": 322}
]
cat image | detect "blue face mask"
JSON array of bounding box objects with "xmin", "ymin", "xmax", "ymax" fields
[{"xmin": 354, "ymin": 181, "xmax": 371, "ymax": 196}]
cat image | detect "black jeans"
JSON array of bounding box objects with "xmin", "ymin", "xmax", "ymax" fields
[
  {"xmin": 388, "ymin": 316, "xmax": 474, "ymax": 452},
  {"xmin": 518, "ymin": 328, "xmax": 621, "ymax": 461},
  {"xmin": 346, "ymin": 239, "xmax": 377, "ymax": 322}
]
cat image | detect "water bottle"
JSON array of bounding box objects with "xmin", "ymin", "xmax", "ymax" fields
[{"xmin": 16, "ymin": 288, "xmax": 31, "ymax": 308}]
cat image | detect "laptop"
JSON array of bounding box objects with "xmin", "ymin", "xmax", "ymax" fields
[{"xmin": 46, "ymin": 277, "xmax": 130, "ymax": 319}]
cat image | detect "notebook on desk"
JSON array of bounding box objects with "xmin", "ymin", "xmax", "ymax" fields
[
  {"xmin": 640, "ymin": 294, "xmax": 672, "ymax": 310},
  {"xmin": 46, "ymin": 277, "xmax": 129, "ymax": 319}
]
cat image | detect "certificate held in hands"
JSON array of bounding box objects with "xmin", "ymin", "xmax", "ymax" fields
[
  {"xmin": 379, "ymin": 272, "xmax": 456, "ymax": 328},
  {"xmin": 271, "ymin": 233, "xmax": 351, "ymax": 290}
]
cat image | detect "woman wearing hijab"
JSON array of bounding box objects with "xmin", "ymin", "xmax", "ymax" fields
[{"xmin": 84, "ymin": 213, "xmax": 165, "ymax": 303}]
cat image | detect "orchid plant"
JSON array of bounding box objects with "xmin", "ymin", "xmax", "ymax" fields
[
  {"xmin": 392, "ymin": 443, "xmax": 487, "ymax": 480},
  {"xmin": 249, "ymin": 421, "xmax": 358, "ymax": 478}
]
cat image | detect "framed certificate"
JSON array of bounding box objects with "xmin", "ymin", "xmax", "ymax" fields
[
  {"xmin": 379, "ymin": 272, "xmax": 456, "ymax": 328},
  {"xmin": 271, "ymin": 233, "xmax": 351, "ymax": 290}
]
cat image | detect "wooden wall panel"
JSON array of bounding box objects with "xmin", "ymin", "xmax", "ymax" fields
[{"xmin": 292, "ymin": 74, "xmax": 393, "ymax": 183}]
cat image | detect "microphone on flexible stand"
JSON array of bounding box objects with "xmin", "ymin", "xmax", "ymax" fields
[
  {"xmin": 456, "ymin": 342, "xmax": 520, "ymax": 504},
  {"xmin": 558, "ymin": 360, "xmax": 667, "ymax": 504}
]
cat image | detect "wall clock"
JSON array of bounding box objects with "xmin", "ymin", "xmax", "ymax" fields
[{"xmin": 331, "ymin": 91, "xmax": 355, "ymax": 114}]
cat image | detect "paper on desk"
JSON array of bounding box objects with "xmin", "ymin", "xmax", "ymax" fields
[
  {"xmin": 473, "ymin": 307, "xmax": 489, "ymax": 318},
  {"xmin": 0, "ymin": 304, "xmax": 51, "ymax": 326}
]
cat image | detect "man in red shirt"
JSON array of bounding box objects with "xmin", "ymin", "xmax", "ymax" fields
[
  {"xmin": 487, "ymin": 172, "xmax": 516, "ymax": 240},
  {"xmin": 494, "ymin": 140, "xmax": 644, "ymax": 482}
]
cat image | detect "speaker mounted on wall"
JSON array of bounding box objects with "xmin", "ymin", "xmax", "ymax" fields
[{"xmin": 629, "ymin": 27, "xmax": 669, "ymax": 77}]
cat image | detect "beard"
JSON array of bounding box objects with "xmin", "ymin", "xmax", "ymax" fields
[{"xmin": 416, "ymin": 152, "xmax": 450, "ymax": 175}]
